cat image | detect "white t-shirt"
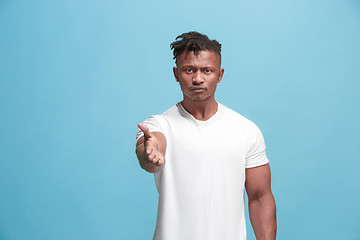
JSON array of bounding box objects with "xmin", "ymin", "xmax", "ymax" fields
[{"xmin": 136, "ymin": 103, "xmax": 269, "ymax": 240}]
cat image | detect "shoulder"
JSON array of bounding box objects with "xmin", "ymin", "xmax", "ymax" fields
[
  {"xmin": 145, "ymin": 104, "xmax": 180, "ymax": 130},
  {"xmin": 161, "ymin": 104, "xmax": 179, "ymax": 118},
  {"xmin": 220, "ymin": 103, "xmax": 258, "ymax": 128},
  {"xmin": 219, "ymin": 103, "xmax": 264, "ymax": 142}
]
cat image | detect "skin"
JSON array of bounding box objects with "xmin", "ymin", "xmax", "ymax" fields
[
  {"xmin": 136, "ymin": 50, "xmax": 224, "ymax": 172},
  {"xmin": 136, "ymin": 49, "xmax": 276, "ymax": 239},
  {"xmin": 173, "ymin": 50, "xmax": 224, "ymax": 121},
  {"xmin": 136, "ymin": 123, "xmax": 166, "ymax": 173},
  {"xmin": 246, "ymin": 164, "xmax": 277, "ymax": 240}
]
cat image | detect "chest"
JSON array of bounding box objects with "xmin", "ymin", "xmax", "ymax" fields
[{"xmin": 166, "ymin": 120, "xmax": 248, "ymax": 168}]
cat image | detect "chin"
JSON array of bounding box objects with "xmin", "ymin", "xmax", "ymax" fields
[
  {"xmin": 190, "ymin": 96, "xmax": 211, "ymax": 102},
  {"xmin": 184, "ymin": 92, "xmax": 212, "ymax": 102}
]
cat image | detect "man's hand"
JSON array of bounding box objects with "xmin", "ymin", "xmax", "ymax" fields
[
  {"xmin": 138, "ymin": 123, "xmax": 165, "ymax": 166},
  {"xmin": 136, "ymin": 123, "xmax": 166, "ymax": 173}
]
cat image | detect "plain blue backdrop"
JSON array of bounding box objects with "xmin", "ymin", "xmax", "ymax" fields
[{"xmin": 1, "ymin": 0, "xmax": 359, "ymax": 239}]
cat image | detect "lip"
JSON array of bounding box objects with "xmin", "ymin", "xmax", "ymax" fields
[{"xmin": 190, "ymin": 87, "xmax": 206, "ymax": 93}]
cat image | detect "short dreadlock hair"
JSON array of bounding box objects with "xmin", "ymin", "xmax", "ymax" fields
[{"xmin": 170, "ymin": 31, "xmax": 222, "ymax": 63}]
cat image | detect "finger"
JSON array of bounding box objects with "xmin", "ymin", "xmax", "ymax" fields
[
  {"xmin": 159, "ymin": 156, "xmax": 165, "ymax": 165},
  {"xmin": 138, "ymin": 123, "xmax": 153, "ymax": 140},
  {"xmin": 149, "ymin": 155, "xmax": 157, "ymax": 164},
  {"xmin": 144, "ymin": 141, "xmax": 155, "ymax": 155},
  {"xmin": 148, "ymin": 151, "xmax": 156, "ymax": 161},
  {"xmin": 153, "ymin": 156, "xmax": 161, "ymax": 165},
  {"xmin": 155, "ymin": 156, "xmax": 164, "ymax": 166},
  {"xmin": 149, "ymin": 150, "xmax": 160, "ymax": 163},
  {"xmin": 145, "ymin": 145, "xmax": 154, "ymax": 157}
]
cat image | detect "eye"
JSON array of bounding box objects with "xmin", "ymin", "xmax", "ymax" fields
[
  {"xmin": 186, "ymin": 68, "xmax": 193, "ymax": 73},
  {"xmin": 204, "ymin": 69, "xmax": 212, "ymax": 74}
]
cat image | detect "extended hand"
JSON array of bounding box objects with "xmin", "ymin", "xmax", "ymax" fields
[{"xmin": 138, "ymin": 123, "xmax": 165, "ymax": 166}]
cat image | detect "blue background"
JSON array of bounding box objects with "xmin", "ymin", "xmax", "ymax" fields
[{"xmin": 1, "ymin": 0, "xmax": 359, "ymax": 239}]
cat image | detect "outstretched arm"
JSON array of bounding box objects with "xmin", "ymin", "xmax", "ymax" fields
[
  {"xmin": 136, "ymin": 123, "xmax": 167, "ymax": 173},
  {"xmin": 245, "ymin": 163, "xmax": 277, "ymax": 240}
]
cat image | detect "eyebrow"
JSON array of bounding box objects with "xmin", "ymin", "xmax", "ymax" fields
[{"xmin": 181, "ymin": 65, "xmax": 214, "ymax": 68}]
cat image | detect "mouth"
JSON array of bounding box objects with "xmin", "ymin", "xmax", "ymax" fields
[{"xmin": 190, "ymin": 87, "xmax": 206, "ymax": 93}]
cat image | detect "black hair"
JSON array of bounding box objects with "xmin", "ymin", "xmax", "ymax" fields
[{"xmin": 170, "ymin": 31, "xmax": 222, "ymax": 62}]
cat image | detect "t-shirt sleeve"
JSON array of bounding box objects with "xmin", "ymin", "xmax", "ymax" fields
[
  {"xmin": 245, "ymin": 124, "xmax": 269, "ymax": 168},
  {"xmin": 136, "ymin": 115, "xmax": 164, "ymax": 142}
]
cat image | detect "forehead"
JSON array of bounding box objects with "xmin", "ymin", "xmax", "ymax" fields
[{"xmin": 176, "ymin": 50, "xmax": 221, "ymax": 67}]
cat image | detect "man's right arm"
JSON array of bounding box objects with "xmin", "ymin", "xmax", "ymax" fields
[{"xmin": 136, "ymin": 123, "xmax": 167, "ymax": 173}]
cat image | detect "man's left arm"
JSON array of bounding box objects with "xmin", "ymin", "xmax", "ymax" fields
[{"xmin": 245, "ymin": 163, "xmax": 277, "ymax": 240}]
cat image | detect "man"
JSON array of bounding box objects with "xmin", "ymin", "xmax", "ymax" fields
[{"xmin": 136, "ymin": 31, "xmax": 276, "ymax": 240}]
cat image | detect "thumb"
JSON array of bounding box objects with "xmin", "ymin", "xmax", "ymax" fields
[{"xmin": 138, "ymin": 123, "xmax": 153, "ymax": 140}]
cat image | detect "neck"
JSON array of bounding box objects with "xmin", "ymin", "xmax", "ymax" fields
[{"xmin": 181, "ymin": 97, "xmax": 218, "ymax": 121}]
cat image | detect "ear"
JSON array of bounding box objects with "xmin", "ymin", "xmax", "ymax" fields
[
  {"xmin": 218, "ymin": 68, "xmax": 224, "ymax": 83},
  {"xmin": 173, "ymin": 67, "xmax": 179, "ymax": 82}
]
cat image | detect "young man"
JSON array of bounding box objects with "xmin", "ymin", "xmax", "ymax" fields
[{"xmin": 136, "ymin": 31, "xmax": 276, "ymax": 240}]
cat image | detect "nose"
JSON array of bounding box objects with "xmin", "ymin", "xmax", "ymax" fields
[{"xmin": 192, "ymin": 71, "xmax": 204, "ymax": 85}]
